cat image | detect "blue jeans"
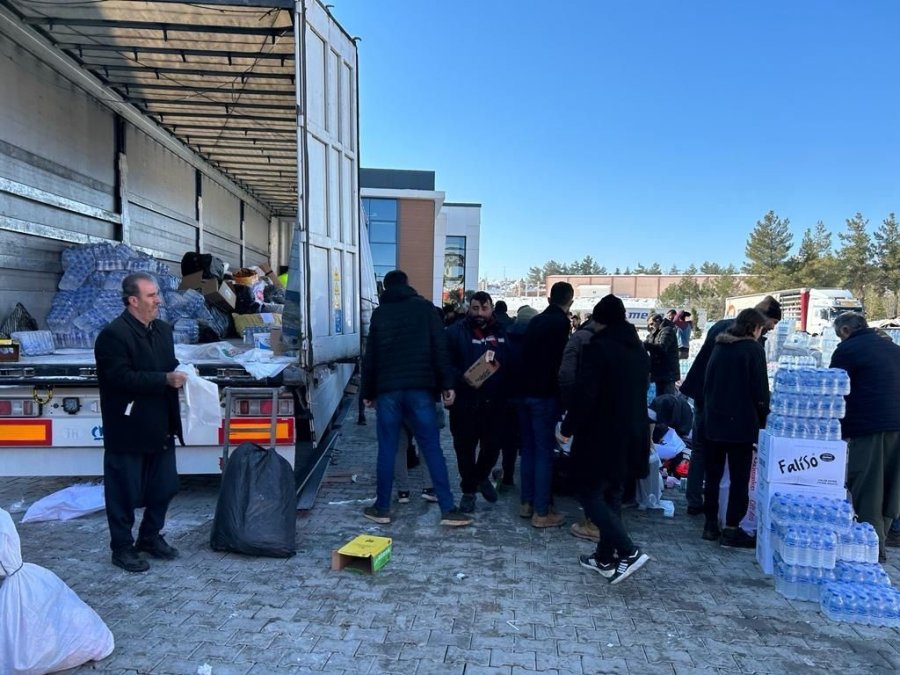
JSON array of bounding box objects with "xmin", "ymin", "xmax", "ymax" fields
[
  {"xmin": 518, "ymin": 397, "xmax": 558, "ymax": 515},
  {"xmin": 375, "ymin": 390, "xmax": 455, "ymax": 513}
]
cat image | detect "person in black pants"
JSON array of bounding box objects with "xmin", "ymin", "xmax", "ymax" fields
[
  {"xmin": 445, "ymin": 292, "xmax": 509, "ymax": 512},
  {"xmin": 701, "ymin": 308, "xmax": 770, "ymax": 548},
  {"xmin": 560, "ymin": 295, "xmax": 652, "ymax": 585},
  {"xmin": 680, "ymin": 296, "xmax": 782, "ymax": 516},
  {"xmin": 95, "ymin": 272, "xmax": 186, "ymax": 573}
]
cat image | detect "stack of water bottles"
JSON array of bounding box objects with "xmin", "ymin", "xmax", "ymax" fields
[
  {"xmin": 765, "ymin": 366, "xmax": 850, "ymax": 442},
  {"xmin": 47, "ymin": 243, "xmax": 200, "ymax": 348},
  {"xmin": 766, "ymin": 490, "xmax": 898, "ymax": 625}
]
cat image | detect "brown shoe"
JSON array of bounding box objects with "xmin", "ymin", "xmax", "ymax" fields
[
  {"xmin": 532, "ymin": 511, "xmax": 565, "ymax": 528},
  {"xmin": 519, "ymin": 502, "xmax": 534, "ymax": 519},
  {"xmin": 570, "ymin": 519, "xmax": 600, "ymax": 542}
]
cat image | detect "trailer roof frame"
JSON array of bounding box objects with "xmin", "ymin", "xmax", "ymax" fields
[{"xmin": 0, "ymin": 0, "xmax": 302, "ymax": 216}]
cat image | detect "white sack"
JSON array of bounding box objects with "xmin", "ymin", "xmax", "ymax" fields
[
  {"xmin": 21, "ymin": 484, "xmax": 105, "ymax": 523},
  {"xmin": 654, "ymin": 427, "xmax": 686, "ymax": 461},
  {"xmin": 0, "ymin": 509, "xmax": 114, "ymax": 674},
  {"xmin": 176, "ymin": 363, "xmax": 223, "ymax": 436}
]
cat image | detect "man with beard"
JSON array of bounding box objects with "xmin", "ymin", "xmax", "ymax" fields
[
  {"xmin": 445, "ymin": 292, "xmax": 509, "ymax": 512},
  {"xmin": 559, "ymin": 294, "xmax": 652, "ymax": 584}
]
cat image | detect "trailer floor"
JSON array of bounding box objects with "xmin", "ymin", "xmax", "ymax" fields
[{"xmin": 3, "ymin": 402, "xmax": 900, "ymax": 674}]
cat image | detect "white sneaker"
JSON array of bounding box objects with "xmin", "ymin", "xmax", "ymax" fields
[{"xmin": 609, "ymin": 548, "xmax": 650, "ymax": 585}]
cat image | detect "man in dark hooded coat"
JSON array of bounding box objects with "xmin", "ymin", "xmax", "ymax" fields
[{"xmin": 560, "ymin": 294, "xmax": 652, "ymax": 585}]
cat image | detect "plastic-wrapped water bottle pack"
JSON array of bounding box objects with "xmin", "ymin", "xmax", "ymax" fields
[
  {"xmin": 773, "ymin": 553, "xmax": 837, "ymax": 601},
  {"xmin": 11, "ymin": 330, "xmax": 55, "ymax": 356},
  {"xmin": 769, "ymin": 493, "xmax": 854, "ymax": 534},
  {"xmin": 820, "ymin": 583, "xmax": 900, "ymax": 626},
  {"xmin": 836, "ymin": 523, "xmax": 880, "ymax": 564}
]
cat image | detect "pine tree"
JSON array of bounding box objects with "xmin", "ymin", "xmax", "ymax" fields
[
  {"xmin": 683, "ymin": 263, "xmax": 698, "ymax": 275},
  {"xmin": 743, "ymin": 211, "xmax": 793, "ymax": 290},
  {"xmin": 836, "ymin": 212, "xmax": 873, "ymax": 301},
  {"xmin": 874, "ymin": 213, "xmax": 900, "ymax": 317},
  {"xmin": 667, "ymin": 264, "xmax": 680, "ymax": 274},
  {"xmin": 647, "ymin": 262, "xmax": 662, "ymax": 274}
]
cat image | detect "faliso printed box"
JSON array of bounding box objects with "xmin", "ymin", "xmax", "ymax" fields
[
  {"xmin": 756, "ymin": 430, "xmax": 847, "ymax": 488},
  {"xmin": 331, "ymin": 535, "xmax": 392, "ymax": 573}
]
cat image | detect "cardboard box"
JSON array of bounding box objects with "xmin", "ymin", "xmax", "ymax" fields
[
  {"xmin": 179, "ymin": 271, "xmax": 236, "ymax": 312},
  {"xmin": 331, "ymin": 535, "xmax": 392, "ymax": 573},
  {"xmin": 463, "ymin": 350, "xmax": 500, "ymax": 388},
  {"xmin": 269, "ymin": 327, "xmax": 285, "ymax": 355},
  {"xmin": 756, "ymin": 430, "xmax": 847, "ymax": 488}
]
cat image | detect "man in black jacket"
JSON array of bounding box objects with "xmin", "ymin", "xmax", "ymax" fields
[
  {"xmin": 445, "ymin": 292, "xmax": 508, "ymax": 512},
  {"xmin": 519, "ymin": 281, "xmax": 573, "ymax": 528},
  {"xmin": 679, "ymin": 296, "xmax": 781, "ymax": 515},
  {"xmin": 644, "ymin": 313, "xmax": 680, "ymax": 396},
  {"xmin": 95, "ymin": 272, "xmax": 186, "ymax": 573},
  {"xmin": 830, "ymin": 312, "xmax": 900, "ymax": 561},
  {"xmin": 361, "ymin": 270, "xmax": 471, "ymax": 527}
]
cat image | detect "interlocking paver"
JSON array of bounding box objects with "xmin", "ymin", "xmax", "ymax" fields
[{"xmin": 4, "ymin": 401, "xmax": 900, "ymax": 674}]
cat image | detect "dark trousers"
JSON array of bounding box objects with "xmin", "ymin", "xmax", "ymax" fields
[
  {"xmin": 704, "ymin": 440, "xmax": 753, "ymax": 528},
  {"xmin": 847, "ymin": 431, "xmax": 900, "ymax": 556},
  {"xmin": 449, "ymin": 400, "xmax": 504, "ymax": 494},
  {"xmin": 685, "ymin": 400, "xmax": 706, "ymax": 509},
  {"xmin": 104, "ymin": 441, "xmax": 179, "ymax": 552},
  {"xmin": 579, "ymin": 479, "xmax": 635, "ymax": 563},
  {"xmin": 499, "ymin": 400, "xmax": 521, "ymax": 483}
]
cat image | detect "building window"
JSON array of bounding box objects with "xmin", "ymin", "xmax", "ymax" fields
[
  {"xmin": 363, "ymin": 198, "xmax": 398, "ymax": 282},
  {"xmin": 443, "ymin": 235, "xmax": 466, "ymax": 306}
]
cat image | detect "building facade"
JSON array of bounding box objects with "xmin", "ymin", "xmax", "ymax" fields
[
  {"xmin": 360, "ymin": 168, "xmax": 480, "ymax": 306},
  {"xmin": 544, "ymin": 273, "xmax": 752, "ymax": 300}
]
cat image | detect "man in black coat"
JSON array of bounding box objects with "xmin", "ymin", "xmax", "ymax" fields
[
  {"xmin": 644, "ymin": 313, "xmax": 680, "ymax": 396},
  {"xmin": 95, "ymin": 272, "xmax": 186, "ymax": 573},
  {"xmin": 679, "ymin": 296, "xmax": 781, "ymax": 515},
  {"xmin": 519, "ymin": 282, "xmax": 574, "ymax": 528},
  {"xmin": 361, "ymin": 270, "xmax": 471, "ymax": 527},
  {"xmin": 701, "ymin": 309, "xmax": 770, "ymax": 548},
  {"xmin": 560, "ymin": 295, "xmax": 652, "ymax": 585},
  {"xmin": 830, "ymin": 312, "xmax": 900, "ymax": 561},
  {"xmin": 445, "ymin": 291, "xmax": 508, "ymax": 512}
]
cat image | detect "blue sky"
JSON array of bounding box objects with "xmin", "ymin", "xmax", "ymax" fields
[{"xmin": 332, "ymin": 1, "xmax": 900, "ymax": 279}]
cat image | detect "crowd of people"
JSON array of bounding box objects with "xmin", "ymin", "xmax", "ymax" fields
[
  {"xmin": 360, "ymin": 269, "xmax": 900, "ymax": 585},
  {"xmin": 86, "ymin": 268, "xmax": 899, "ymax": 583}
]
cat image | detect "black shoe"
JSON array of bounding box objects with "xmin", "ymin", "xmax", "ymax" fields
[
  {"xmin": 459, "ymin": 493, "xmax": 476, "ymax": 513},
  {"xmin": 579, "ymin": 553, "xmax": 616, "ymax": 579},
  {"xmin": 478, "ymin": 479, "xmax": 498, "ymax": 503},
  {"xmin": 135, "ymin": 534, "xmax": 179, "ymax": 559},
  {"xmin": 609, "ymin": 548, "xmax": 650, "ymax": 585},
  {"xmin": 720, "ymin": 527, "xmax": 756, "ymax": 549},
  {"xmin": 687, "ymin": 505, "xmax": 705, "ymax": 516},
  {"xmin": 440, "ymin": 507, "xmax": 473, "ymax": 527},
  {"xmin": 886, "ymin": 530, "xmax": 900, "ymax": 548},
  {"xmin": 363, "ymin": 505, "xmax": 391, "ymax": 524},
  {"xmin": 420, "ymin": 487, "xmax": 439, "ymax": 503},
  {"xmin": 112, "ymin": 547, "xmax": 150, "ymax": 573},
  {"xmin": 397, "ymin": 491, "xmax": 410, "ymax": 504},
  {"xmin": 702, "ymin": 524, "xmax": 721, "ymax": 541}
]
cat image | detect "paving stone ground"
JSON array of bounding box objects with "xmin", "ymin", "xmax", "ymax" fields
[{"xmin": 3, "ymin": 403, "xmax": 899, "ymax": 674}]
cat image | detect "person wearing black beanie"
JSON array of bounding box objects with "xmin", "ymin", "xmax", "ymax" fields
[{"xmin": 560, "ymin": 295, "xmax": 653, "ymax": 584}]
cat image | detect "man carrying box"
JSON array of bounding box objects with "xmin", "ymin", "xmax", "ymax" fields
[
  {"xmin": 830, "ymin": 312, "xmax": 900, "ymax": 563},
  {"xmin": 445, "ymin": 291, "xmax": 508, "ymax": 513}
]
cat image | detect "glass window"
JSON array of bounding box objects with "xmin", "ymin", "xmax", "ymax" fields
[
  {"xmin": 371, "ymin": 243, "xmax": 397, "ymax": 268},
  {"xmin": 443, "ymin": 235, "xmax": 466, "ymax": 306},
  {"xmin": 364, "ymin": 198, "xmax": 398, "ymax": 283},
  {"xmin": 368, "ymin": 220, "xmax": 396, "ymax": 244},
  {"xmin": 364, "ymin": 198, "xmax": 397, "ymax": 223}
]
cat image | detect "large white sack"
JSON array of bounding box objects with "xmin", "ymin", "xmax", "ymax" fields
[
  {"xmin": 0, "ymin": 508, "xmax": 114, "ymax": 674},
  {"xmin": 21, "ymin": 484, "xmax": 105, "ymax": 523}
]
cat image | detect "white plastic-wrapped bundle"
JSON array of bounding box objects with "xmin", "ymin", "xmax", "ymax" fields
[{"xmin": 0, "ymin": 508, "xmax": 115, "ymax": 673}]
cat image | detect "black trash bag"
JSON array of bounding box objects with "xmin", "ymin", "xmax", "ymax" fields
[
  {"xmin": 210, "ymin": 442, "xmax": 297, "ymax": 557},
  {"xmin": 181, "ymin": 252, "xmax": 225, "ymax": 281},
  {"xmin": 0, "ymin": 302, "xmax": 39, "ymax": 338},
  {"xmin": 232, "ymin": 283, "xmax": 261, "ymax": 314}
]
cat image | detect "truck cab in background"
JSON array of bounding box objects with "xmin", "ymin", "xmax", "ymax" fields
[{"xmin": 724, "ymin": 288, "xmax": 863, "ymax": 335}]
